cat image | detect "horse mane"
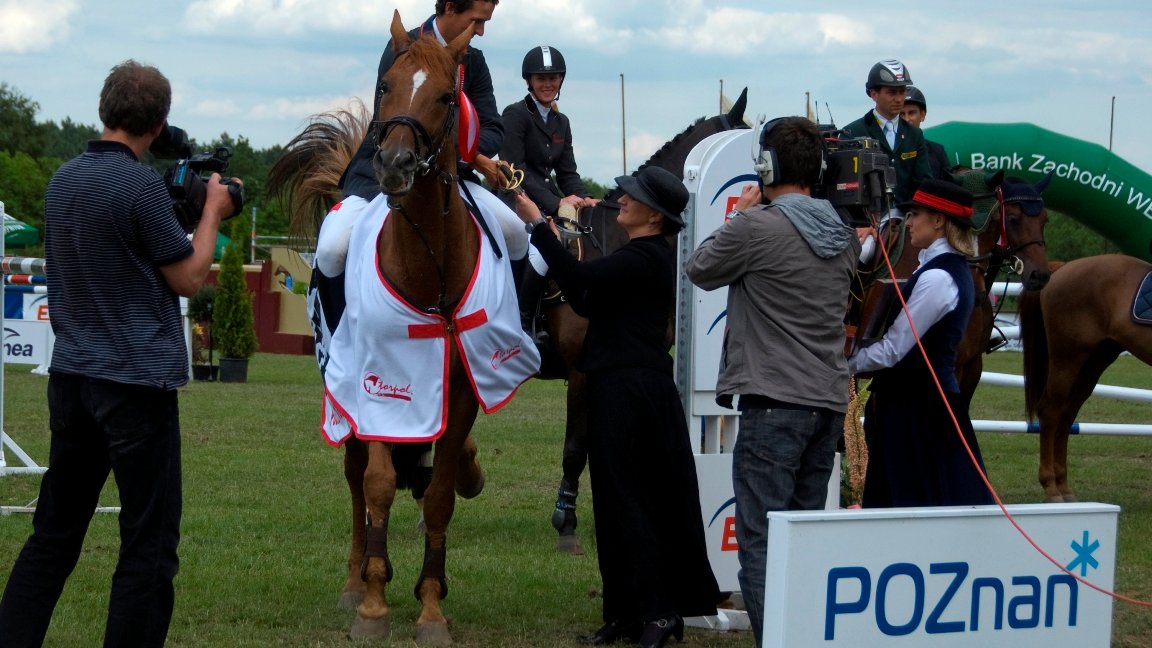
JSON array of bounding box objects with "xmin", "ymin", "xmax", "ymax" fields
[
  {"xmin": 266, "ymin": 101, "xmax": 370, "ymax": 240},
  {"xmin": 595, "ymin": 116, "xmax": 711, "ymax": 203}
]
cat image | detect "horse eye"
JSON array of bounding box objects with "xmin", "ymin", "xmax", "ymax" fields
[
  {"xmin": 440, "ymin": 92, "xmax": 453, "ymax": 105},
  {"xmin": 380, "ymin": 81, "xmax": 391, "ymax": 95}
]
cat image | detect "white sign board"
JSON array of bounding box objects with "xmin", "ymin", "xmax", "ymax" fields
[
  {"xmin": 682, "ymin": 128, "xmax": 759, "ymax": 400},
  {"xmin": 3, "ymin": 319, "xmax": 50, "ymax": 365},
  {"xmin": 763, "ymin": 504, "xmax": 1118, "ymax": 647}
]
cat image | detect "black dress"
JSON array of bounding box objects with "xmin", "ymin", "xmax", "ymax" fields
[{"xmin": 529, "ymin": 225, "xmax": 720, "ymax": 623}]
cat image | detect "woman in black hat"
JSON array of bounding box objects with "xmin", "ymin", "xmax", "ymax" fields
[
  {"xmin": 514, "ymin": 167, "xmax": 719, "ymax": 648},
  {"xmin": 848, "ymin": 179, "xmax": 995, "ymax": 508}
]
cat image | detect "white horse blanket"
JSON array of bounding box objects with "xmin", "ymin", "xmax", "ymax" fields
[{"xmin": 321, "ymin": 193, "xmax": 540, "ymax": 445}]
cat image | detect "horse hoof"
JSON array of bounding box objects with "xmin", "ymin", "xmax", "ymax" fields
[
  {"xmin": 1062, "ymin": 493, "xmax": 1079, "ymax": 503},
  {"xmin": 557, "ymin": 533, "xmax": 585, "ymax": 556},
  {"xmin": 1043, "ymin": 495, "xmax": 1065, "ymax": 504},
  {"xmin": 349, "ymin": 614, "xmax": 391, "ymax": 641},
  {"xmin": 416, "ymin": 621, "xmax": 453, "ymax": 645},
  {"xmin": 338, "ymin": 590, "xmax": 364, "ymax": 610}
]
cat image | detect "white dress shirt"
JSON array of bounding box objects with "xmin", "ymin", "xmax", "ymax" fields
[{"xmin": 848, "ymin": 237, "xmax": 962, "ymax": 374}]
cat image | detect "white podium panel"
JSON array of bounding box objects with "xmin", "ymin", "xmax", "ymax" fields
[{"xmin": 763, "ymin": 504, "xmax": 1118, "ymax": 647}]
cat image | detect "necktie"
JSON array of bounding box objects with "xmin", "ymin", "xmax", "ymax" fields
[{"xmin": 884, "ymin": 122, "xmax": 896, "ymax": 149}]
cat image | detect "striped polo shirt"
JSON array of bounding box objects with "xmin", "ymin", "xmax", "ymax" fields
[{"xmin": 44, "ymin": 140, "xmax": 194, "ymax": 389}]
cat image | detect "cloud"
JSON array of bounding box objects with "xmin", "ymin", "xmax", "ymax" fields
[
  {"xmin": 0, "ymin": 1, "xmax": 78, "ymax": 53},
  {"xmin": 181, "ymin": 0, "xmax": 428, "ymax": 37}
]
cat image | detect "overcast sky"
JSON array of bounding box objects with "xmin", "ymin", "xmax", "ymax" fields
[{"xmin": 2, "ymin": 0, "xmax": 1150, "ymax": 186}]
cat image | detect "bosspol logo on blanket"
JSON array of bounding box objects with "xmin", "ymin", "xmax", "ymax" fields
[{"xmin": 362, "ymin": 373, "xmax": 413, "ymax": 401}]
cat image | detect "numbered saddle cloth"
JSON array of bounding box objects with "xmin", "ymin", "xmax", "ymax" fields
[
  {"xmin": 321, "ymin": 194, "xmax": 540, "ymax": 445},
  {"xmin": 1132, "ymin": 270, "xmax": 1152, "ymax": 325}
]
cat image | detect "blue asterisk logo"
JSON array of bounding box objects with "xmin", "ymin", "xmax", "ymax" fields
[{"xmin": 1067, "ymin": 530, "xmax": 1100, "ymax": 577}]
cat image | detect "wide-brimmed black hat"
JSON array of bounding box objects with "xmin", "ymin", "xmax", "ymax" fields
[
  {"xmin": 898, "ymin": 178, "xmax": 975, "ymax": 228},
  {"xmin": 614, "ymin": 167, "xmax": 688, "ymax": 226}
]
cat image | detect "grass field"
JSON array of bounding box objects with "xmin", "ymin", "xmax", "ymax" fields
[{"xmin": 1, "ymin": 352, "xmax": 1150, "ymax": 646}]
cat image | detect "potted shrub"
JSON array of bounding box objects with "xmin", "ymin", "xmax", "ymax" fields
[
  {"xmin": 187, "ymin": 284, "xmax": 217, "ymax": 380},
  {"xmin": 213, "ymin": 221, "xmax": 259, "ymax": 382}
]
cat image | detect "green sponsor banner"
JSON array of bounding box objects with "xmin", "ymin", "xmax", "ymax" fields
[{"xmin": 927, "ymin": 122, "xmax": 1152, "ymax": 261}]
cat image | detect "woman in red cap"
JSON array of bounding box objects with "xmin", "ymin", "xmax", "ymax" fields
[{"xmin": 848, "ymin": 178, "xmax": 995, "ymax": 508}]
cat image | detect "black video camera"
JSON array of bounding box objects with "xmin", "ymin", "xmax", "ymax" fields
[
  {"xmin": 815, "ymin": 130, "xmax": 895, "ymax": 228},
  {"xmin": 150, "ymin": 124, "xmax": 245, "ymax": 233}
]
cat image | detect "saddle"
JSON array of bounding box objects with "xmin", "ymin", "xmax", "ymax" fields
[{"xmin": 1132, "ymin": 271, "xmax": 1152, "ymax": 325}]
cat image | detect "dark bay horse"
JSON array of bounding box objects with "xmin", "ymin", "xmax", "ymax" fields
[
  {"xmin": 539, "ymin": 91, "xmax": 750, "ymax": 553},
  {"xmin": 1021, "ymin": 254, "xmax": 1152, "ymax": 502},
  {"xmin": 268, "ymin": 12, "xmax": 490, "ymax": 644}
]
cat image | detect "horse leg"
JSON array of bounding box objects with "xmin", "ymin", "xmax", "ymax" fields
[
  {"xmin": 1044, "ymin": 346, "xmax": 1120, "ymax": 502},
  {"xmin": 414, "ymin": 395, "xmax": 479, "ymax": 646},
  {"xmin": 454, "ymin": 435, "xmax": 485, "ymax": 499},
  {"xmin": 554, "ymin": 369, "xmax": 587, "ymax": 555},
  {"xmin": 349, "ymin": 441, "xmax": 397, "ymax": 640},
  {"xmin": 340, "ymin": 438, "xmax": 368, "ymax": 609}
]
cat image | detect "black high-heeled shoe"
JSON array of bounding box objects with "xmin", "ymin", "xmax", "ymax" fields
[
  {"xmin": 579, "ymin": 619, "xmax": 640, "ymax": 645},
  {"xmin": 638, "ymin": 615, "xmax": 684, "ymax": 648}
]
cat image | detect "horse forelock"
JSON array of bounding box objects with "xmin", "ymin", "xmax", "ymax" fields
[{"xmin": 394, "ymin": 35, "xmax": 459, "ymax": 88}]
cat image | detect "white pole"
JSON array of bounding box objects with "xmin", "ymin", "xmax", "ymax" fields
[{"xmin": 981, "ymin": 371, "xmax": 1152, "ymax": 403}]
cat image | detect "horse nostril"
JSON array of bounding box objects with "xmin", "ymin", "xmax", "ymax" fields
[{"xmin": 1027, "ymin": 271, "xmax": 1051, "ymax": 290}]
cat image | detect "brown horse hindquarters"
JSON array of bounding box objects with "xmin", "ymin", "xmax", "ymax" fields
[{"xmin": 1028, "ymin": 255, "xmax": 1152, "ymax": 502}]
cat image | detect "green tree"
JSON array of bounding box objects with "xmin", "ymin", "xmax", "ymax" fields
[
  {"xmin": 43, "ymin": 117, "xmax": 101, "ymax": 159},
  {"xmin": 213, "ymin": 220, "xmax": 259, "ymax": 359},
  {"xmin": 582, "ymin": 176, "xmax": 610, "ymax": 199},
  {"xmin": 1043, "ymin": 210, "xmax": 1120, "ymax": 262},
  {"xmin": 0, "ymin": 83, "xmax": 50, "ymax": 156},
  {"xmin": 0, "ymin": 150, "xmax": 60, "ymax": 229}
]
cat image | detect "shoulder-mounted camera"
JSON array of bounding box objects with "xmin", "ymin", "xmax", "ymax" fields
[
  {"xmin": 150, "ymin": 124, "xmax": 245, "ymax": 233},
  {"xmin": 815, "ymin": 129, "xmax": 896, "ymax": 228}
]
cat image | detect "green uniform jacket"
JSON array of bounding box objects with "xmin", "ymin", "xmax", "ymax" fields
[{"xmin": 841, "ymin": 110, "xmax": 932, "ymax": 204}]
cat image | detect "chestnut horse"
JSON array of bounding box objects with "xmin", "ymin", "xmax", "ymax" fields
[
  {"xmin": 1020, "ymin": 254, "xmax": 1152, "ymax": 502},
  {"xmin": 269, "ymin": 13, "xmax": 498, "ymax": 644},
  {"xmin": 540, "ymin": 91, "xmax": 750, "ymax": 553},
  {"xmin": 850, "ymin": 171, "xmax": 1052, "ymax": 401}
]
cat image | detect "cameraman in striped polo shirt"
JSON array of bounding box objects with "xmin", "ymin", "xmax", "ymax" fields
[{"xmin": 0, "ymin": 60, "xmax": 239, "ymax": 648}]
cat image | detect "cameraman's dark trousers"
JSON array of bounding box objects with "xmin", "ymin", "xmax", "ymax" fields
[{"xmin": 0, "ymin": 374, "xmax": 182, "ymax": 648}]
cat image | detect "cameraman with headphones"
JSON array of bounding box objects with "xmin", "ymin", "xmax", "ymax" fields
[{"xmin": 686, "ymin": 117, "xmax": 859, "ymax": 647}]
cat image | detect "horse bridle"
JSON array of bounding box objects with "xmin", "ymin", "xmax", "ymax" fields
[
  {"xmin": 994, "ymin": 185, "xmax": 1047, "ymax": 275},
  {"xmin": 376, "ymin": 59, "xmax": 462, "ymax": 315}
]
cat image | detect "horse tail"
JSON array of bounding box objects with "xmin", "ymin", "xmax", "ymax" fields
[
  {"xmin": 1018, "ymin": 288, "xmax": 1047, "ymax": 421},
  {"xmin": 266, "ymin": 101, "xmax": 370, "ymax": 240}
]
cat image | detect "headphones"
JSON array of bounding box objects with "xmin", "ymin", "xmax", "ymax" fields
[
  {"xmin": 752, "ymin": 116, "xmax": 783, "ymax": 187},
  {"xmin": 751, "ymin": 116, "xmax": 827, "ymax": 188}
]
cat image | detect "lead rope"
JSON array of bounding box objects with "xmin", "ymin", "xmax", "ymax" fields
[{"xmin": 868, "ymin": 216, "xmax": 1152, "ymax": 609}]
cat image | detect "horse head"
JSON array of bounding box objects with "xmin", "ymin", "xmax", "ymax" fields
[
  {"xmin": 373, "ymin": 11, "xmax": 472, "ymax": 195},
  {"xmin": 995, "ymin": 171, "xmax": 1053, "ymax": 291}
]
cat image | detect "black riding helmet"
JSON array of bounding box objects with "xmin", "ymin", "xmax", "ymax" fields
[
  {"xmin": 522, "ymin": 45, "xmax": 567, "ymax": 80},
  {"xmin": 904, "ymin": 85, "xmax": 927, "ymax": 110},
  {"xmin": 866, "ymin": 59, "xmax": 912, "ymax": 92}
]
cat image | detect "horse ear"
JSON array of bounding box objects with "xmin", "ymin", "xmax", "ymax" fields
[
  {"xmin": 446, "ymin": 23, "xmax": 475, "ymax": 62},
  {"xmin": 984, "ymin": 169, "xmax": 1005, "ymax": 188},
  {"xmin": 390, "ymin": 10, "xmax": 410, "ymax": 51},
  {"xmin": 1035, "ymin": 170, "xmax": 1054, "ymax": 194},
  {"xmin": 728, "ymin": 88, "xmax": 748, "ymax": 126}
]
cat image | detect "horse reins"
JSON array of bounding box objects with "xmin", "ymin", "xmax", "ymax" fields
[{"xmin": 378, "ymin": 57, "xmax": 462, "ymax": 315}]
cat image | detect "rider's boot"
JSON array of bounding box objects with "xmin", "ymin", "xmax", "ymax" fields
[{"xmin": 519, "ymin": 266, "xmax": 550, "ymax": 346}]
